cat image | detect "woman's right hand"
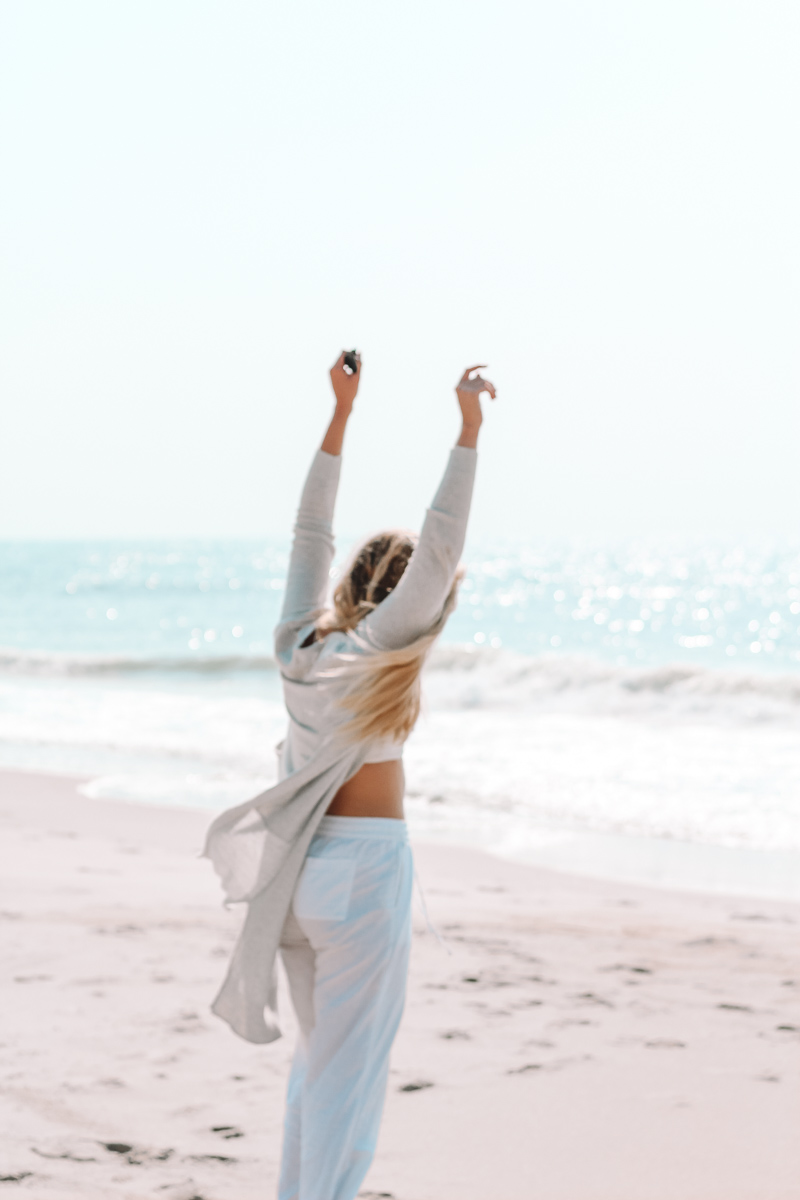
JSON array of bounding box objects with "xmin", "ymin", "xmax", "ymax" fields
[
  {"xmin": 329, "ymin": 350, "xmax": 362, "ymax": 414},
  {"xmin": 322, "ymin": 351, "xmax": 362, "ymax": 455},
  {"xmin": 456, "ymin": 365, "xmax": 496, "ymax": 447}
]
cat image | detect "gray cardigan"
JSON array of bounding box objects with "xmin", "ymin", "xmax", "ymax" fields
[{"xmin": 204, "ymin": 444, "xmax": 477, "ymax": 1043}]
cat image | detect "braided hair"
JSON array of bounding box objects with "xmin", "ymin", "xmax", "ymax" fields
[{"xmin": 315, "ymin": 530, "xmax": 464, "ymax": 742}]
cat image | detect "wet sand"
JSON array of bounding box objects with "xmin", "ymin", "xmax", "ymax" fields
[{"xmin": 1, "ymin": 768, "xmax": 798, "ymax": 1199}]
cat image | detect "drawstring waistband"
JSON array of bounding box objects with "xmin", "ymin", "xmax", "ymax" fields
[{"xmin": 315, "ymin": 815, "xmax": 409, "ymax": 843}]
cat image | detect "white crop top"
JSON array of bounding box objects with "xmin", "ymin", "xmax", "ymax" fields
[{"xmin": 363, "ymin": 739, "xmax": 404, "ymax": 764}]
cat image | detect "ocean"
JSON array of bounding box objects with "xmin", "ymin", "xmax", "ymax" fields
[{"xmin": 3, "ymin": 537, "xmax": 800, "ymax": 898}]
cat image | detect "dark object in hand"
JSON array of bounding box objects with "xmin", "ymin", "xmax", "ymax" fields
[{"xmin": 343, "ymin": 350, "xmax": 359, "ymax": 375}]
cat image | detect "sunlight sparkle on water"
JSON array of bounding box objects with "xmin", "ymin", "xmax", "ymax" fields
[{"xmin": 4, "ymin": 538, "xmax": 800, "ymax": 672}]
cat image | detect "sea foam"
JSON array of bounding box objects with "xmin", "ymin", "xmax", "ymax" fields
[
  {"xmin": 3, "ymin": 640, "xmax": 800, "ymax": 718},
  {"xmin": 1, "ymin": 645, "xmax": 799, "ymax": 857}
]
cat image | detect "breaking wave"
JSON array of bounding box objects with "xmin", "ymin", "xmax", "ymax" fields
[
  {"xmin": 2, "ymin": 642, "xmax": 800, "ymax": 857},
  {"xmin": 0, "ymin": 648, "xmax": 277, "ymax": 676},
  {"xmin": 3, "ymin": 641, "xmax": 800, "ymax": 718},
  {"xmin": 427, "ymin": 645, "xmax": 800, "ymax": 709}
]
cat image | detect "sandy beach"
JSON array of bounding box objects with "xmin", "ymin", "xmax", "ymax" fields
[{"xmin": 1, "ymin": 768, "xmax": 798, "ymax": 1200}]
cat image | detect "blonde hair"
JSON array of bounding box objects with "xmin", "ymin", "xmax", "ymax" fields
[{"xmin": 316, "ymin": 530, "xmax": 464, "ymax": 744}]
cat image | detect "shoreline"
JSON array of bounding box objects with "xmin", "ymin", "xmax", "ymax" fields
[
  {"xmin": 5, "ymin": 650, "xmax": 800, "ymax": 883},
  {"xmin": 6, "ymin": 759, "xmax": 800, "ymax": 905},
  {"xmin": 1, "ymin": 766, "xmax": 798, "ymax": 1199},
  {"xmin": 413, "ymin": 824, "xmax": 800, "ymax": 904}
]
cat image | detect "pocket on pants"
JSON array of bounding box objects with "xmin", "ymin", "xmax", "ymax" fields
[{"xmin": 292, "ymin": 856, "xmax": 357, "ymax": 922}]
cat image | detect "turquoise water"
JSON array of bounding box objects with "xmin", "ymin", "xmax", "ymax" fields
[{"xmin": 3, "ymin": 537, "xmax": 800, "ymax": 671}]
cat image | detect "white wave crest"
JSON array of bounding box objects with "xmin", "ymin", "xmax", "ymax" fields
[
  {"xmin": 426, "ymin": 645, "xmax": 800, "ymax": 719},
  {"xmin": 4, "ymin": 640, "xmax": 800, "ymax": 719},
  {"xmin": 0, "ymin": 647, "xmax": 277, "ymax": 676}
]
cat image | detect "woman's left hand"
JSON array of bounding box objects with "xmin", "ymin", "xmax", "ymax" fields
[{"xmin": 456, "ymin": 365, "xmax": 496, "ymax": 446}]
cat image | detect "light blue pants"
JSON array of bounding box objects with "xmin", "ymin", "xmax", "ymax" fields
[{"xmin": 278, "ymin": 816, "xmax": 413, "ymax": 1200}]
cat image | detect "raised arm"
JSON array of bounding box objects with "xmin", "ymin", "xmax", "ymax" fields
[
  {"xmin": 276, "ymin": 352, "xmax": 361, "ymax": 634},
  {"xmin": 363, "ymin": 366, "xmax": 496, "ymax": 651}
]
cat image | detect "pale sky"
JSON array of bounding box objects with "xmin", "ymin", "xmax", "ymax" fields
[{"xmin": 2, "ymin": 1, "xmax": 799, "ymax": 541}]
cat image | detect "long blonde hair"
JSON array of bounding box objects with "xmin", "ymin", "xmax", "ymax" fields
[{"xmin": 316, "ymin": 530, "xmax": 464, "ymax": 743}]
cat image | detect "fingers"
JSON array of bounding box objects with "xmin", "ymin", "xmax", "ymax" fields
[
  {"xmin": 474, "ymin": 374, "xmax": 497, "ymax": 398},
  {"xmin": 458, "ymin": 374, "xmax": 497, "ymax": 400},
  {"xmin": 458, "ymin": 373, "xmax": 496, "ymax": 391},
  {"xmin": 459, "ymin": 363, "xmax": 488, "ymax": 383},
  {"xmin": 332, "ymin": 350, "xmax": 362, "ymax": 375}
]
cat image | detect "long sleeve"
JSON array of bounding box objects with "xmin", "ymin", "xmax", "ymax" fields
[
  {"xmin": 276, "ymin": 450, "xmax": 341, "ymax": 636},
  {"xmin": 363, "ymin": 445, "xmax": 477, "ymax": 651}
]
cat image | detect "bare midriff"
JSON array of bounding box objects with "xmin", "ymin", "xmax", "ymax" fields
[{"xmin": 325, "ymin": 760, "xmax": 405, "ymax": 819}]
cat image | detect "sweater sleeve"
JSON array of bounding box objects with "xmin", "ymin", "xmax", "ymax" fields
[
  {"xmin": 276, "ymin": 450, "xmax": 341, "ymax": 634},
  {"xmin": 362, "ymin": 445, "xmax": 477, "ymax": 651}
]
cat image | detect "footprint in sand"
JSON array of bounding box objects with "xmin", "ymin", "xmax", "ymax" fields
[
  {"xmin": 161, "ymin": 1188, "xmax": 209, "ymax": 1200},
  {"xmin": 101, "ymin": 1142, "xmax": 174, "ymax": 1165},
  {"xmin": 684, "ymin": 936, "xmax": 739, "ymax": 948},
  {"xmin": 32, "ymin": 1138, "xmax": 100, "ymax": 1163},
  {"xmin": 172, "ymin": 1010, "xmax": 208, "ymax": 1034},
  {"xmin": 549, "ymin": 1018, "xmax": 596, "ymax": 1029},
  {"xmin": 93, "ymin": 923, "xmax": 145, "ymax": 936},
  {"xmin": 601, "ymin": 964, "xmax": 652, "ymax": 975},
  {"xmin": 572, "ymin": 992, "xmax": 614, "ymax": 1008},
  {"xmin": 508, "ymin": 1055, "xmax": 592, "ymax": 1075},
  {"xmin": 188, "ymin": 1154, "xmax": 238, "ymax": 1164},
  {"xmin": 211, "ymin": 1124, "xmax": 245, "ymax": 1139}
]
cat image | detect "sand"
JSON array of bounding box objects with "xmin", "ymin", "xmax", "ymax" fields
[{"xmin": 1, "ymin": 768, "xmax": 798, "ymax": 1200}]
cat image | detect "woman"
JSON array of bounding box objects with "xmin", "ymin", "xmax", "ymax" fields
[{"xmin": 204, "ymin": 351, "xmax": 496, "ymax": 1200}]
